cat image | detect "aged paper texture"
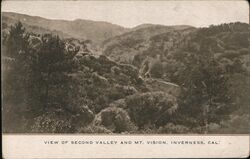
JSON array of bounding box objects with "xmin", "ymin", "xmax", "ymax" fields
[{"xmin": 1, "ymin": 0, "xmax": 250, "ymax": 158}]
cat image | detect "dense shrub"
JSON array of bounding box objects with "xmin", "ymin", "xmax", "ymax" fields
[
  {"xmin": 217, "ymin": 114, "xmax": 250, "ymax": 134},
  {"xmin": 94, "ymin": 107, "xmax": 137, "ymax": 133},
  {"xmin": 158, "ymin": 123, "xmax": 190, "ymax": 134},
  {"xmin": 125, "ymin": 91, "xmax": 178, "ymax": 128},
  {"xmin": 150, "ymin": 60, "xmax": 164, "ymax": 78},
  {"xmin": 31, "ymin": 112, "xmax": 75, "ymax": 133},
  {"xmin": 77, "ymin": 125, "xmax": 112, "ymax": 134}
]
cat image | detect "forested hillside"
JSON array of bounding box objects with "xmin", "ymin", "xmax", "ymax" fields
[
  {"xmin": 2, "ymin": 21, "xmax": 249, "ymax": 134},
  {"xmin": 104, "ymin": 22, "xmax": 250, "ymax": 133},
  {"xmin": 103, "ymin": 25, "xmax": 195, "ymax": 63}
]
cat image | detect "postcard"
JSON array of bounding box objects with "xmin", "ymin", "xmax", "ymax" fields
[{"xmin": 1, "ymin": 0, "xmax": 249, "ymax": 158}]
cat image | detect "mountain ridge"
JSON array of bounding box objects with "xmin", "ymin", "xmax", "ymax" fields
[
  {"xmin": 3, "ymin": 12, "xmax": 128, "ymax": 28},
  {"xmin": 2, "ymin": 12, "xmax": 197, "ymax": 45},
  {"xmin": 2, "ymin": 12, "xmax": 129, "ymax": 44}
]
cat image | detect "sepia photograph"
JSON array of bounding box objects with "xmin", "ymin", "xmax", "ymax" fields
[{"xmin": 1, "ymin": 0, "xmax": 249, "ymax": 136}]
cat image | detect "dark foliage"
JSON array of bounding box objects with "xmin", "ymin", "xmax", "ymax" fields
[{"xmin": 2, "ymin": 22, "xmax": 249, "ymax": 134}]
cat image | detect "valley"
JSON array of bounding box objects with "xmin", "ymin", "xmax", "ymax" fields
[{"xmin": 2, "ymin": 12, "xmax": 250, "ymax": 134}]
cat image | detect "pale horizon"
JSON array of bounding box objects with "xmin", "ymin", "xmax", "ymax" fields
[{"xmin": 2, "ymin": 0, "xmax": 249, "ymax": 28}]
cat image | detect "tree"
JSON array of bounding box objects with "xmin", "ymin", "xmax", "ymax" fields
[
  {"xmin": 33, "ymin": 34, "xmax": 79, "ymax": 110},
  {"xmin": 5, "ymin": 21, "xmax": 30, "ymax": 58},
  {"xmin": 177, "ymin": 52, "xmax": 234, "ymax": 133},
  {"xmin": 2, "ymin": 22, "xmax": 32, "ymax": 132},
  {"xmin": 3, "ymin": 21, "xmax": 31, "ymax": 105}
]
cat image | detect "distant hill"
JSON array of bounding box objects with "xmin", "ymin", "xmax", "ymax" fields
[
  {"xmin": 132, "ymin": 23, "xmax": 193, "ymax": 31},
  {"xmin": 2, "ymin": 12, "xmax": 195, "ymax": 48},
  {"xmin": 2, "ymin": 12, "xmax": 129, "ymax": 44}
]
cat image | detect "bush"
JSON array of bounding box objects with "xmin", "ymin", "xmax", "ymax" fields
[
  {"xmin": 77, "ymin": 125, "xmax": 112, "ymax": 134},
  {"xmin": 109, "ymin": 98, "xmax": 127, "ymax": 108},
  {"xmin": 158, "ymin": 123, "xmax": 190, "ymax": 134},
  {"xmin": 125, "ymin": 91, "xmax": 178, "ymax": 128},
  {"xmin": 217, "ymin": 114, "xmax": 250, "ymax": 133},
  {"xmin": 94, "ymin": 107, "xmax": 137, "ymax": 133},
  {"xmin": 150, "ymin": 61, "xmax": 164, "ymax": 78},
  {"xmin": 31, "ymin": 112, "xmax": 75, "ymax": 133}
]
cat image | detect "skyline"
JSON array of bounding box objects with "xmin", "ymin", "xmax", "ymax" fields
[{"xmin": 2, "ymin": 1, "xmax": 249, "ymax": 28}]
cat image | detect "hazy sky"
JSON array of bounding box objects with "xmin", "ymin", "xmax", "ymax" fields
[{"xmin": 2, "ymin": 0, "xmax": 249, "ymax": 28}]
